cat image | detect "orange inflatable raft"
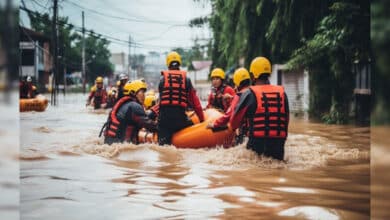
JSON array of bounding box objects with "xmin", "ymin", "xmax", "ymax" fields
[
  {"xmin": 20, "ymin": 95, "xmax": 49, "ymax": 112},
  {"xmin": 138, "ymin": 108, "xmax": 235, "ymax": 149}
]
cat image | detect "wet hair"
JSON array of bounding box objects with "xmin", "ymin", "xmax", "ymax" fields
[
  {"xmin": 258, "ymin": 73, "xmax": 270, "ymax": 81},
  {"xmin": 169, "ymin": 61, "xmax": 180, "ymax": 70},
  {"xmin": 239, "ymin": 79, "xmax": 251, "ymax": 88}
]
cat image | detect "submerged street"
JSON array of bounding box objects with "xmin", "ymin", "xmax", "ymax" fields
[{"xmin": 19, "ymin": 94, "xmax": 369, "ymax": 219}]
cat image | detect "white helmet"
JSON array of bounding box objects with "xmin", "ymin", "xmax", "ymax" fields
[
  {"xmin": 27, "ymin": 76, "xmax": 32, "ymax": 82},
  {"xmin": 119, "ymin": 73, "xmax": 128, "ymax": 80}
]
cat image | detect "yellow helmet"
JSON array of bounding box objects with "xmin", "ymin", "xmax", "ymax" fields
[
  {"xmin": 108, "ymin": 87, "xmax": 117, "ymax": 96},
  {"xmin": 95, "ymin": 76, "xmax": 103, "ymax": 83},
  {"xmin": 123, "ymin": 79, "xmax": 147, "ymax": 95},
  {"xmin": 210, "ymin": 68, "xmax": 225, "ymax": 79},
  {"xmin": 145, "ymin": 90, "xmax": 155, "ymax": 96},
  {"xmin": 166, "ymin": 51, "xmax": 182, "ymax": 67},
  {"xmin": 144, "ymin": 95, "xmax": 156, "ymax": 109},
  {"xmin": 233, "ymin": 68, "xmax": 250, "ymax": 87},
  {"xmin": 90, "ymin": 85, "xmax": 97, "ymax": 92},
  {"xmin": 249, "ymin": 57, "xmax": 272, "ymax": 79}
]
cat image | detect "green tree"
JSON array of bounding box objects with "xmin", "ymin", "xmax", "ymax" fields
[
  {"xmin": 27, "ymin": 12, "xmax": 113, "ymax": 85},
  {"xmin": 201, "ymin": 0, "xmax": 370, "ymax": 124},
  {"xmin": 371, "ymin": 0, "xmax": 390, "ymax": 124},
  {"xmin": 288, "ymin": 1, "xmax": 370, "ymax": 123}
]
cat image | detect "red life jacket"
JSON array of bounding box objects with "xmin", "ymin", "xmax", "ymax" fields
[
  {"xmin": 160, "ymin": 70, "xmax": 188, "ymax": 108},
  {"xmin": 209, "ymin": 85, "xmax": 225, "ymax": 111},
  {"xmin": 250, "ymin": 85, "xmax": 288, "ymax": 138},
  {"xmin": 104, "ymin": 96, "xmax": 134, "ymax": 140}
]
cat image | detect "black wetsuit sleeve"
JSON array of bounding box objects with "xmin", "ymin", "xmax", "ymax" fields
[
  {"xmin": 233, "ymin": 89, "xmax": 257, "ymax": 117},
  {"xmin": 284, "ymin": 92, "xmax": 290, "ymax": 130},
  {"xmin": 158, "ymin": 76, "xmax": 164, "ymax": 93},
  {"xmin": 129, "ymin": 102, "xmax": 158, "ymax": 132}
]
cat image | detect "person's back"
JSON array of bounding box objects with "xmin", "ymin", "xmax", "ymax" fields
[
  {"xmin": 158, "ymin": 51, "xmax": 204, "ymax": 145},
  {"xmin": 230, "ymin": 57, "xmax": 289, "ymax": 160}
]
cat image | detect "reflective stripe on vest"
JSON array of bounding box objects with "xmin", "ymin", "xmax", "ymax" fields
[
  {"xmin": 105, "ymin": 96, "xmax": 131, "ymax": 138},
  {"xmin": 160, "ymin": 70, "xmax": 188, "ymax": 108},
  {"xmin": 250, "ymin": 85, "xmax": 287, "ymax": 138}
]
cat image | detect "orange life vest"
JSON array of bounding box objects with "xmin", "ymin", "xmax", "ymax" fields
[
  {"xmin": 104, "ymin": 96, "xmax": 133, "ymax": 139},
  {"xmin": 250, "ymin": 85, "xmax": 288, "ymax": 138},
  {"xmin": 209, "ymin": 85, "xmax": 225, "ymax": 110},
  {"xmin": 160, "ymin": 70, "xmax": 188, "ymax": 108},
  {"xmin": 94, "ymin": 87, "xmax": 105, "ymax": 104}
]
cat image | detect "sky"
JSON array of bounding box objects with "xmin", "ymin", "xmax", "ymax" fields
[{"xmin": 20, "ymin": 0, "xmax": 212, "ymax": 55}]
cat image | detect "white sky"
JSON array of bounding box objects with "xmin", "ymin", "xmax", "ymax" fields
[{"xmin": 20, "ymin": 0, "xmax": 212, "ymax": 55}]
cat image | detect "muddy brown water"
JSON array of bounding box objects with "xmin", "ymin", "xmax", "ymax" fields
[{"xmin": 14, "ymin": 94, "xmax": 371, "ymax": 219}]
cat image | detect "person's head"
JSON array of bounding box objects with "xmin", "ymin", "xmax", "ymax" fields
[
  {"xmin": 233, "ymin": 67, "xmax": 251, "ymax": 91},
  {"xmin": 26, "ymin": 76, "xmax": 32, "ymax": 84},
  {"xmin": 210, "ymin": 68, "xmax": 225, "ymax": 88},
  {"xmin": 123, "ymin": 79, "xmax": 147, "ymax": 104},
  {"xmin": 109, "ymin": 87, "xmax": 117, "ymax": 97},
  {"xmin": 249, "ymin": 57, "xmax": 272, "ymax": 84},
  {"xmin": 119, "ymin": 73, "xmax": 128, "ymax": 85},
  {"xmin": 166, "ymin": 51, "xmax": 182, "ymax": 70},
  {"xmin": 145, "ymin": 90, "xmax": 155, "ymax": 97},
  {"xmin": 95, "ymin": 76, "xmax": 103, "ymax": 88},
  {"xmin": 144, "ymin": 94, "xmax": 156, "ymax": 109}
]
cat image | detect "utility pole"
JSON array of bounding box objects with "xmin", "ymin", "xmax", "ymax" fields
[
  {"xmin": 51, "ymin": 0, "xmax": 58, "ymax": 105},
  {"xmin": 128, "ymin": 35, "xmax": 131, "ymax": 79},
  {"xmin": 82, "ymin": 11, "xmax": 86, "ymax": 94}
]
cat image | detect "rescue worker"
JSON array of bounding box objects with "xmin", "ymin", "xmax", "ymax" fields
[
  {"xmin": 144, "ymin": 92, "xmax": 157, "ymax": 110},
  {"xmin": 229, "ymin": 57, "xmax": 289, "ymax": 160},
  {"xmin": 105, "ymin": 86, "xmax": 118, "ymax": 109},
  {"xmin": 158, "ymin": 51, "xmax": 204, "ymax": 145},
  {"xmin": 100, "ymin": 79, "xmax": 157, "ymax": 145},
  {"xmin": 86, "ymin": 76, "xmax": 107, "ymax": 109},
  {"xmin": 20, "ymin": 76, "xmax": 38, "ymax": 99},
  {"xmin": 116, "ymin": 73, "xmax": 129, "ymax": 100},
  {"xmin": 206, "ymin": 68, "xmax": 236, "ymax": 112},
  {"xmin": 207, "ymin": 67, "xmax": 251, "ymax": 145}
]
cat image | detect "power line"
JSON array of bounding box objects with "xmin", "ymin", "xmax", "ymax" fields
[
  {"xmin": 20, "ymin": 7, "xmax": 208, "ymax": 51},
  {"xmin": 63, "ymin": 0, "xmax": 188, "ymax": 26}
]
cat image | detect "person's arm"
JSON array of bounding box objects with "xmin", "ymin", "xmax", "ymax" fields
[
  {"xmin": 206, "ymin": 91, "xmax": 212, "ymax": 109},
  {"xmin": 186, "ymin": 78, "xmax": 204, "ymax": 122},
  {"xmin": 130, "ymin": 102, "xmax": 158, "ymax": 132},
  {"xmin": 222, "ymin": 86, "xmax": 236, "ymax": 111},
  {"xmin": 32, "ymin": 86, "xmax": 38, "ymax": 98},
  {"xmin": 284, "ymin": 92, "xmax": 290, "ymax": 134},
  {"xmin": 147, "ymin": 104, "xmax": 159, "ymax": 120},
  {"xmin": 229, "ymin": 89, "xmax": 256, "ymax": 130},
  {"xmin": 211, "ymin": 94, "xmax": 239, "ymax": 128},
  {"xmin": 188, "ymin": 89, "xmax": 205, "ymax": 122},
  {"xmin": 86, "ymin": 91, "xmax": 94, "ymax": 106}
]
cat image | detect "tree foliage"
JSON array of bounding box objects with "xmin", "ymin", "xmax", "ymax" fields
[
  {"xmin": 371, "ymin": 0, "xmax": 390, "ymax": 124},
  {"xmin": 27, "ymin": 12, "xmax": 113, "ymax": 84},
  {"xmin": 201, "ymin": 0, "xmax": 370, "ymax": 123}
]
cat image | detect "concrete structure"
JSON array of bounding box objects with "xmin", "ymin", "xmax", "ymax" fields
[
  {"xmin": 19, "ymin": 26, "xmax": 52, "ymax": 91},
  {"xmin": 271, "ymin": 64, "xmax": 309, "ymax": 117},
  {"xmin": 143, "ymin": 52, "xmax": 165, "ymax": 90},
  {"xmin": 110, "ymin": 52, "xmax": 128, "ymax": 77},
  {"xmin": 188, "ymin": 60, "xmax": 212, "ymax": 101}
]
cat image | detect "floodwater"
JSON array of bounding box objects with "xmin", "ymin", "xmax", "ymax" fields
[{"xmin": 19, "ymin": 93, "xmax": 370, "ymax": 219}]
